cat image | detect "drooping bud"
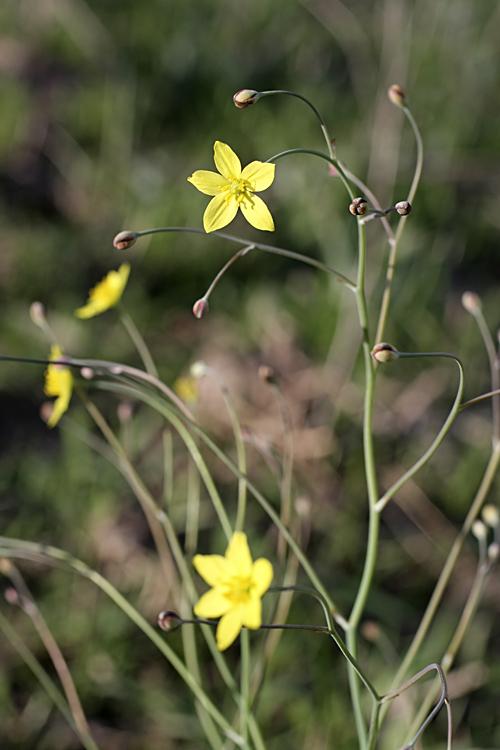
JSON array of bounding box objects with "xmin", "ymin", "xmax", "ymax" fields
[
  {"xmin": 190, "ymin": 361, "xmax": 208, "ymax": 379},
  {"xmin": 472, "ymin": 520, "xmax": 487, "ymax": 540},
  {"xmin": 233, "ymin": 89, "xmax": 260, "ymax": 108},
  {"xmin": 388, "ymin": 84, "xmax": 407, "ymax": 109},
  {"xmin": 371, "ymin": 343, "xmax": 399, "ymax": 364},
  {"xmin": 488, "ymin": 542, "xmax": 499, "ymax": 562},
  {"xmin": 395, "ymin": 201, "xmax": 412, "ymax": 216},
  {"xmin": 461, "ymin": 291, "xmax": 481, "ymax": 314},
  {"xmin": 158, "ymin": 611, "xmax": 183, "ymax": 632},
  {"xmin": 482, "ymin": 504, "xmax": 499, "ymax": 528},
  {"xmin": 80, "ymin": 367, "xmax": 94, "ymax": 380},
  {"xmin": 193, "ymin": 298, "xmax": 209, "ymax": 319},
  {"xmin": 113, "ymin": 231, "xmax": 137, "ymax": 250},
  {"xmin": 258, "ymin": 364, "xmax": 277, "ymax": 384},
  {"xmin": 349, "ymin": 197, "xmax": 368, "ymax": 216},
  {"xmin": 30, "ymin": 302, "xmax": 46, "ymax": 328}
]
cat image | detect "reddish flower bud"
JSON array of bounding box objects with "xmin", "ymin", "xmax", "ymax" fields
[
  {"xmin": 113, "ymin": 231, "xmax": 137, "ymax": 250},
  {"xmin": 233, "ymin": 89, "xmax": 260, "ymax": 108},
  {"xmin": 461, "ymin": 291, "xmax": 481, "ymax": 314},
  {"xmin": 158, "ymin": 611, "xmax": 183, "ymax": 632},
  {"xmin": 388, "ymin": 84, "xmax": 407, "ymax": 109},
  {"xmin": 349, "ymin": 198, "xmax": 368, "ymax": 216},
  {"xmin": 193, "ymin": 298, "xmax": 209, "ymax": 319},
  {"xmin": 371, "ymin": 343, "xmax": 399, "ymax": 364},
  {"xmin": 30, "ymin": 302, "xmax": 46, "ymax": 327},
  {"xmin": 395, "ymin": 201, "xmax": 412, "ymax": 216}
]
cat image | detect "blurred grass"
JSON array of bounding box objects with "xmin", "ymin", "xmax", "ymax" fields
[{"xmin": 1, "ymin": 0, "xmax": 500, "ymax": 748}]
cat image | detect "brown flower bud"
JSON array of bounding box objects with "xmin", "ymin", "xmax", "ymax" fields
[
  {"xmin": 371, "ymin": 343, "xmax": 399, "ymax": 364},
  {"xmin": 388, "ymin": 84, "xmax": 407, "ymax": 109},
  {"xmin": 192, "ymin": 298, "xmax": 209, "ymax": 319},
  {"xmin": 461, "ymin": 291, "xmax": 481, "ymax": 314},
  {"xmin": 258, "ymin": 364, "xmax": 277, "ymax": 384},
  {"xmin": 80, "ymin": 367, "xmax": 94, "ymax": 380},
  {"xmin": 233, "ymin": 89, "xmax": 260, "ymax": 108},
  {"xmin": 158, "ymin": 611, "xmax": 183, "ymax": 632},
  {"xmin": 349, "ymin": 197, "xmax": 368, "ymax": 216},
  {"xmin": 395, "ymin": 201, "xmax": 412, "ymax": 216},
  {"xmin": 113, "ymin": 231, "xmax": 137, "ymax": 250}
]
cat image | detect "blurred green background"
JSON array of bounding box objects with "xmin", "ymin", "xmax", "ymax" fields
[{"xmin": 1, "ymin": 0, "xmax": 500, "ymax": 748}]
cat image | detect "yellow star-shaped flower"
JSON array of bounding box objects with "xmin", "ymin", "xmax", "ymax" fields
[
  {"xmin": 44, "ymin": 345, "xmax": 73, "ymax": 428},
  {"xmin": 188, "ymin": 142, "xmax": 275, "ymax": 234},
  {"xmin": 75, "ymin": 264, "xmax": 130, "ymax": 319},
  {"xmin": 193, "ymin": 532, "xmax": 273, "ymax": 651}
]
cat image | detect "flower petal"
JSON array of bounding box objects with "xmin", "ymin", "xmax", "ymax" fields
[
  {"xmin": 240, "ymin": 161, "xmax": 275, "ymax": 192},
  {"xmin": 251, "ymin": 558, "xmax": 274, "ymax": 597},
  {"xmin": 213, "ymin": 142, "xmax": 241, "ymax": 180},
  {"xmin": 203, "ymin": 193, "xmax": 238, "ymax": 233},
  {"xmin": 216, "ymin": 606, "xmax": 244, "ymax": 651},
  {"xmin": 188, "ymin": 170, "xmax": 229, "ymax": 196},
  {"xmin": 240, "ymin": 194, "xmax": 275, "ymax": 232},
  {"xmin": 194, "ymin": 588, "xmax": 232, "ymax": 619},
  {"xmin": 242, "ymin": 597, "xmax": 262, "ymax": 630},
  {"xmin": 225, "ymin": 532, "xmax": 253, "ymax": 577},
  {"xmin": 193, "ymin": 553, "xmax": 231, "ymax": 587},
  {"xmin": 75, "ymin": 264, "xmax": 130, "ymax": 319}
]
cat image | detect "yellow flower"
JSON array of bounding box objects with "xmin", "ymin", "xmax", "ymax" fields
[
  {"xmin": 75, "ymin": 264, "xmax": 130, "ymax": 319},
  {"xmin": 188, "ymin": 141, "xmax": 275, "ymax": 233},
  {"xmin": 193, "ymin": 532, "xmax": 273, "ymax": 651},
  {"xmin": 44, "ymin": 345, "xmax": 74, "ymax": 428}
]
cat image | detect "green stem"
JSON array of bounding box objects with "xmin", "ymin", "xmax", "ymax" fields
[
  {"xmin": 381, "ymin": 440, "xmax": 500, "ymax": 724},
  {"xmin": 133, "ymin": 228, "xmax": 356, "ymax": 289},
  {"xmin": 468, "ymin": 305, "xmax": 500, "ymax": 443},
  {"xmin": 119, "ymin": 308, "xmax": 158, "ymax": 377},
  {"xmin": 240, "ymin": 629, "xmax": 251, "ymax": 744},
  {"xmin": 0, "ymin": 610, "xmax": 100, "ymax": 750},
  {"xmin": 376, "ymin": 353, "xmax": 465, "ymax": 510},
  {"xmin": 374, "ymin": 105, "xmax": 423, "ymax": 346},
  {"xmin": 266, "ymin": 148, "xmax": 354, "ymax": 200},
  {"xmin": 0, "ymin": 539, "xmax": 249, "ymax": 748}
]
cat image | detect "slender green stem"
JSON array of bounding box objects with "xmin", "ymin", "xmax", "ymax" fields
[
  {"xmin": 119, "ymin": 308, "xmax": 158, "ymax": 377},
  {"xmin": 257, "ymin": 89, "xmax": 335, "ymax": 159},
  {"xmin": 376, "ymin": 353, "xmax": 465, "ymax": 510},
  {"xmin": 133, "ymin": 228, "xmax": 356, "ymax": 289},
  {"xmin": 346, "ymin": 218, "xmax": 380, "ymax": 750},
  {"xmin": 381, "ymin": 440, "xmax": 500, "ymax": 724},
  {"xmin": 0, "ymin": 609, "xmax": 100, "ymax": 750},
  {"xmin": 374, "ymin": 105, "xmax": 423, "ymax": 346},
  {"xmin": 240, "ymin": 629, "xmax": 251, "ymax": 744},
  {"xmin": 267, "ymin": 381, "xmax": 294, "ymax": 561},
  {"xmin": 0, "ymin": 539, "xmax": 249, "ymax": 748},
  {"xmin": 266, "ymin": 148, "xmax": 355, "ymax": 200},
  {"xmin": 91, "ymin": 378, "xmax": 347, "ymax": 627},
  {"xmin": 467, "ymin": 305, "xmax": 500, "ymax": 442}
]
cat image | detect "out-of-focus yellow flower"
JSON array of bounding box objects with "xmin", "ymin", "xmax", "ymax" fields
[
  {"xmin": 75, "ymin": 264, "xmax": 130, "ymax": 319},
  {"xmin": 174, "ymin": 376, "xmax": 198, "ymax": 404},
  {"xmin": 188, "ymin": 142, "xmax": 275, "ymax": 233},
  {"xmin": 44, "ymin": 345, "xmax": 73, "ymax": 428},
  {"xmin": 193, "ymin": 532, "xmax": 273, "ymax": 651}
]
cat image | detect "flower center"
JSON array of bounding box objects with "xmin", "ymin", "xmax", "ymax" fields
[
  {"xmin": 225, "ymin": 574, "xmax": 254, "ymax": 605},
  {"xmin": 221, "ymin": 178, "xmax": 254, "ymax": 206}
]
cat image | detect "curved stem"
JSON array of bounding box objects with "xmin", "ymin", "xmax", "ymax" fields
[
  {"xmin": 118, "ymin": 308, "xmax": 158, "ymax": 377},
  {"xmin": 467, "ymin": 305, "xmax": 500, "ymax": 443},
  {"xmin": 374, "ymin": 105, "xmax": 423, "ymax": 346},
  {"xmin": 134, "ymin": 227, "xmax": 356, "ymax": 289},
  {"xmin": 258, "ymin": 89, "xmax": 334, "ymax": 159},
  {"xmin": 266, "ymin": 148, "xmax": 354, "ymax": 200},
  {"xmin": 376, "ymin": 353, "xmax": 464, "ymax": 510}
]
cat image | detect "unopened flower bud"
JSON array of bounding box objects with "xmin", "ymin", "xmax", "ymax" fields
[
  {"xmin": 4, "ymin": 587, "xmax": 21, "ymax": 605},
  {"xmin": 395, "ymin": 201, "xmax": 412, "ymax": 216},
  {"xmin": 113, "ymin": 231, "xmax": 137, "ymax": 250},
  {"xmin": 388, "ymin": 84, "xmax": 407, "ymax": 109},
  {"xmin": 371, "ymin": 343, "xmax": 399, "ymax": 364},
  {"xmin": 349, "ymin": 197, "xmax": 368, "ymax": 216},
  {"xmin": 482, "ymin": 504, "xmax": 499, "ymax": 528},
  {"xmin": 190, "ymin": 361, "xmax": 208, "ymax": 379},
  {"xmin": 472, "ymin": 520, "xmax": 487, "ymax": 540},
  {"xmin": 158, "ymin": 610, "xmax": 183, "ymax": 632},
  {"xmin": 117, "ymin": 402, "xmax": 133, "ymax": 423},
  {"xmin": 361, "ymin": 621, "xmax": 380, "ymax": 642},
  {"xmin": 233, "ymin": 89, "xmax": 260, "ymax": 108},
  {"xmin": 0, "ymin": 558, "xmax": 13, "ymax": 574},
  {"xmin": 258, "ymin": 364, "xmax": 277, "ymax": 384},
  {"xmin": 461, "ymin": 291, "xmax": 481, "ymax": 314},
  {"xmin": 193, "ymin": 298, "xmax": 209, "ymax": 319},
  {"xmin": 30, "ymin": 302, "xmax": 46, "ymax": 328},
  {"xmin": 80, "ymin": 367, "xmax": 94, "ymax": 380},
  {"xmin": 488, "ymin": 542, "xmax": 499, "ymax": 561}
]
